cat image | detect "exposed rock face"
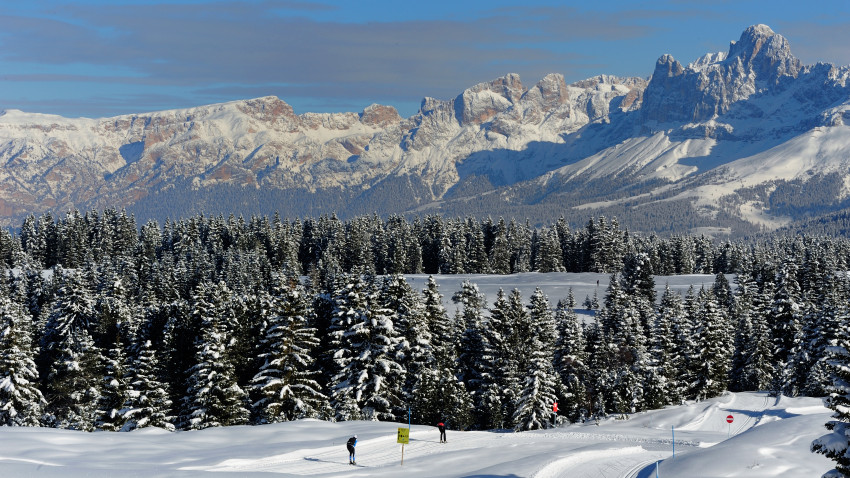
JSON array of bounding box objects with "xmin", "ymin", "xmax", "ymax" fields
[
  {"xmin": 0, "ymin": 25, "xmax": 848, "ymax": 234},
  {"xmin": 642, "ymin": 25, "xmax": 804, "ymax": 124}
]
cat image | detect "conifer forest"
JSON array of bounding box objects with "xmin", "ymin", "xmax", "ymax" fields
[{"xmin": 1, "ymin": 208, "xmax": 850, "ymax": 437}]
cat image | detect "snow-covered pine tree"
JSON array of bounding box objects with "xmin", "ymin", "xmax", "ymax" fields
[
  {"xmin": 477, "ymin": 288, "xmax": 513, "ymax": 429},
  {"xmin": 251, "ymin": 272, "xmax": 326, "ymax": 423},
  {"xmin": 95, "ymin": 323, "xmax": 131, "ymax": 431},
  {"xmin": 770, "ymin": 260, "xmax": 803, "ymax": 396},
  {"xmin": 413, "ymin": 276, "xmax": 472, "ymax": 429},
  {"xmin": 508, "ymin": 219, "xmax": 532, "ymax": 273},
  {"xmin": 811, "ymin": 307, "xmax": 850, "ymax": 477},
  {"xmin": 645, "ymin": 285, "xmax": 683, "ymax": 408},
  {"xmin": 489, "ymin": 219, "xmax": 511, "ymax": 275},
  {"xmin": 183, "ymin": 281, "xmax": 250, "ymax": 429},
  {"xmin": 93, "ymin": 272, "xmax": 136, "ymax": 432},
  {"xmin": 584, "ymin": 316, "xmax": 613, "ymax": 420},
  {"xmin": 553, "ymin": 293, "xmax": 588, "ymax": 422},
  {"xmin": 0, "ymin": 290, "xmax": 45, "ymax": 426},
  {"xmin": 802, "ymin": 272, "xmax": 849, "ymax": 396},
  {"xmin": 465, "ymin": 223, "xmax": 489, "ymax": 274},
  {"xmin": 536, "ymin": 227, "xmax": 565, "ymax": 273},
  {"xmin": 453, "ymin": 280, "xmax": 488, "ymax": 422},
  {"xmin": 328, "ymin": 271, "xmax": 404, "ymax": 421},
  {"xmin": 38, "ymin": 269, "xmax": 103, "ymax": 430},
  {"xmin": 513, "ymin": 288, "xmax": 561, "ymax": 431},
  {"xmin": 122, "ymin": 319, "xmax": 174, "ymax": 431},
  {"xmin": 691, "ymin": 287, "xmax": 732, "ymax": 400},
  {"xmin": 677, "ymin": 285, "xmax": 700, "ymax": 400},
  {"xmin": 382, "ymin": 274, "xmax": 427, "ymax": 414}
]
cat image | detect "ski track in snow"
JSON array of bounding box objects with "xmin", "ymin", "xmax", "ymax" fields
[
  {"xmin": 185, "ymin": 434, "xmax": 481, "ymax": 475},
  {"xmin": 532, "ymin": 446, "xmax": 647, "ymax": 478}
]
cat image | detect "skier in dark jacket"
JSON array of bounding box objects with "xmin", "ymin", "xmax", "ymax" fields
[
  {"xmin": 437, "ymin": 422, "xmax": 446, "ymax": 443},
  {"xmin": 346, "ymin": 435, "xmax": 357, "ymax": 465}
]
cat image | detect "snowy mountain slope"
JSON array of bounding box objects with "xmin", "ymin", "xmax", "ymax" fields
[
  {"xmin": 0, "ymin": 25, "xmax": 848, "ymax": 235},
  {"xmin": 0, "ymin": 392, "xmax": 832, "ymax": 477}
]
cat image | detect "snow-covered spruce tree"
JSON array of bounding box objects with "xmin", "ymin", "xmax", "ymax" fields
[
  {"xmin": 183, "ymin": 281, "xmax": 250, "ymax": 429},
  {"xmin": 645, "ymin": 285, "xmax": 684, "ymax": 408},
  {"xmin": 0, "ymin": 290, "xmax": 45, "ymax": 426},
  {"xmin": 465, "ymin": 223, "xmax": 489, "ymax": 274},
  {"xmin": 93, "ymin": 272, "xmax": 136, "ymax": 431},
  {"xmin": 803, "ymin": 272, "xmax": 850, "ymax": 396},
  {"xmin": 453, "ymin": 280, "xmax": 489, "ymax": 424},
  {"xmin": 412, "ymin": 276, "xmax": 472, "ymax": 430},
  {"xmin": 770, "ymin": 260, "xmax": 803, "ymax": 396},
  {"xmin": 553, "ymin": 293, "xmax": 588, "ymax": 423},
  {"xmin": 476, "ymin": 288, "xmax": 513, "ymax": 429},
  {"xmin": 600, "ymin": 273, "xmax": 648, "ymax": 416},
  {"xmin": 811, "ymin": 310, "xmax": 850, "ymax": 478},
  {"xmin": 691, "ymin": 287, "xmax": 732, "ymax": 401},
  {"xmin": 676, "ymin": 285, "xmax": 701, "ymax": 400},
  {"xmin": 729, "ymin": 270, "xmax": 757, "ymax": 392},
  {"xmin": 95, "ymin": 324, "xmax": 131, "ymax": 431},
  {"xmin": 381, "ymin": 274, "xmax": 426, "ymax": 416},
  {"xmin": 584, "ymin": 316, "xmax": 613, "ymax": 420},
  {"xmin": 251, "ymin": 272, "xmax": 326, "ymax": 423},
  {"xmin": 123, "ymin": 337, "xmax": 174, "ymax": 430},
  {"xmin": 536, "ymin": 226, "xmax": 565, "ymax": 273},
  {"xmin": 513, "ymin": 288, "xmax": 561, "ymax": 431},
  {"xmin": 327, "ymin": 271, "xmax": 404, "ymax": 421},
  {"xmin": 489, "ymin": 220, "xmax": 511, "ymax": 275},
  {"xmin": 121, "ymin": 311, "xmax": 174, "ymax": 432},
  {"xmin": 38, "ymin": 269, "xmax": 103, "ymax": 430}
]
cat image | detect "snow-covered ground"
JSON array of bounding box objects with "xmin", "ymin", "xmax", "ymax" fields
[
  {"xmin": 0, "ymin": 392, "xmax": 833, "ymax": 477},
  {"xmin": 413, "ymin": 272, "xmax": 724, "ymax": 318}
]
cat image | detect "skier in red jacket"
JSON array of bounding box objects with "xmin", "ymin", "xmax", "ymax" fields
[{"xmin": 437, "ymin": 422, "xmax": 446, "ymax": 443}]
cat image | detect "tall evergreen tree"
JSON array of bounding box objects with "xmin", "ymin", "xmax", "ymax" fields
[
  {"xmin": 183, "ymin": 282, "xmax": 250, "ymax": 429},
  {"xmin": 413, "ymin": 276, "xmax": 472, "ymax": 430},
  {"xmin": 513, "ymin": 288, "xmax": 561, "ymax": 430},
  {"xmin": 811, "ymin": 309, "xmax": 850, "ymax": 477},
  {"xmin": 553, "ymin": 294, "xmax": 588, "ymax": 422},
  {"xmin": 251, "ymin": 273, "xmax": 327, "ymax": 423},
  {"xmin": 453, "ymin": 280, "xmax": 489, "ymax": 424},
  {"xmin": 328, "ymin": 272, "xmax": 404, "ymax": 421},
  {"xmin": 0, "ymin": 291, "xmax": 45, "ymax": 426},
  {"xmin": 38, "ymin": 269, "xmax": 102, "ymax": 430},
  {"xmin": 122, "ymin": 317, "xmax": 174, "ymax": 431},
  {"xmin": 691, "ymin": 288, "xmax": 732, "ymax": 400}
]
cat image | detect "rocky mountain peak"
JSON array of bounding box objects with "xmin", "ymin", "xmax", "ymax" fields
[
  {"xmin": 727, "ymin": 24, "xmax": 801, "ymax": 82},
  {"xmin": 456, "ymin": 73, "xmax": 526, "ymax": 125},
  {"xmin": 235, "ymin": 96, "xmax": 297, "ymax": 122},
  {"xmin": 359, "ymin": 104, "xmax": 402, "ymax": 128},
  {"xmin": 653, "ymin": 54, "xmax": 686, "ymax": 79}
]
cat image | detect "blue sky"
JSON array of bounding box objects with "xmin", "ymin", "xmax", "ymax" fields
[{"xmin": 1, "ymin": 0, "xmax": 848, "ymax": 118}]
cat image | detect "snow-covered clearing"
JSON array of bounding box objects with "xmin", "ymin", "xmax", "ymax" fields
[
  {"xmin": 0, "ymin": 392, "xmax": 832, "ymax": 477},
  {"xmin": 412, "ymin": 272, "xmax": 724, "ymax": 318}
]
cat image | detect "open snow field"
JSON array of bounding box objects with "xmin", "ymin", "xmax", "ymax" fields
[
  {"xmin": 409, "ymin": 272, "xmax": 725, "ymax": 317},
  {"xmin": 0, "ymin": 392, "xmax": 834, "ymax": 477}
]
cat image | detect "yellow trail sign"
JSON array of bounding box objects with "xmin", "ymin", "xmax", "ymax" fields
[{"xmin": 397, "ymin": 427, "xmax": 410, "ymax": 444}]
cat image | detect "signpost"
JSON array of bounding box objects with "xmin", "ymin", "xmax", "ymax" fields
[
  {"xmin": 552, "ymin": 401, "xmax": 558, "ymax": 427},
  {"xmin": 726, "ymin": 414, "xmax": 733, "ymax": 438},
  {"xmin": 397, "ymin": 427, "xmax": 410, "ymax": 465}
]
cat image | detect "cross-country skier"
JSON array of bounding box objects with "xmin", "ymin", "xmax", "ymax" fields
[
  {"xmin": 437, "ymin": 422, "xmax": 446, "ymax": 443},
  {"xmin": 346, "ymin": 435, "xmax": 357, "ymax": 465}
]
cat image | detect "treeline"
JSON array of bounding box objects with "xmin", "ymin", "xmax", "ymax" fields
[
  {"xmin": 12, "ymin": 208, "xmax": 828, "ymax": 277},
  {"xmin": 0, "ymin": 208, "xmax": 849, "ymax": 434}
]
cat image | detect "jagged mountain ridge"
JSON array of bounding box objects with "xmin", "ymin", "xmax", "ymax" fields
[{"xmin": 0, "ymin": 24, "xmax": 848, "ymax": 235}]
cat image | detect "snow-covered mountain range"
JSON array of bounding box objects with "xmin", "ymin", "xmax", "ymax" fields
[{"xmin": 1, "ymin": 24, "xmax": 849, "ymax": 234}]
